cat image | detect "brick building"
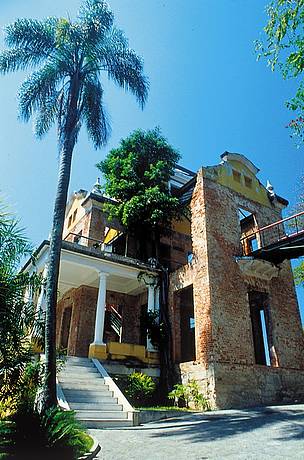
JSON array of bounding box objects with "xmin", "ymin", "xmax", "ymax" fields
[{"xmin": 25, "ymin": 151, "xmax": 304, "ymax": 409}]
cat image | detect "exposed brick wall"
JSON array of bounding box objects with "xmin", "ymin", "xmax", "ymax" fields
[
  {"xmin": 56, "ymin": 285, "xmax": 144, "ymax": 356},
  {"xmin": 65, "ymin": 211, "xmax": 91, "ymax": 243},
  {"xmin": 169, "ymin": 169, "xmax": 304, "ymax": 408},
  {"xmin": 268, "ymin": 262, "xmax": 304, "ymax": 369},
  {"xmin": 87, "ymin": 206, "xmax": 106, "ymax": 244}
]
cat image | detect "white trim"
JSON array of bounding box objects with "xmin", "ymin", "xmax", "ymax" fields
[
  {"xmin": 61, "ymin": 249, "xmax": 152, "ymax": 280},
  {"xmin": 91, "ymin": 358, "xmax": 138, "ymax": 423},
  {"xmin": 56, "ymin": 378, "xmax": 70, "ymax": 411}
]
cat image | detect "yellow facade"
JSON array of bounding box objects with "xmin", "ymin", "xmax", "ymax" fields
[
  {"xmin": 203, "ymin": 156, "xmax": 271, "ymax": 208},
  {"xmin": 88, "ymin": 341, "xmax": 159, "ymax": 364},
  {"xmin": 88, "ymin": 343, "xmax": 107, "ymax": 360},
  {"xmin": 63, "ymin": 193, "xmax": 86, "ymax": 239}
]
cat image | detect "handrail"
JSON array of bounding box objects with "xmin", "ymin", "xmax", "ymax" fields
[
  {"xmin": 91, "ymin": 358, "xmax": 138, "ymax": 425},
  {"xmin": 106, "ymin": 303, "xmax": 122, "ymax": 320},
  {"xmin": 240, "ymin": 210, "xmax": 304, "ymax": 255},
  {"xmin": 244, "ymin": 210, "xmax": 304, "ymax": 239}
]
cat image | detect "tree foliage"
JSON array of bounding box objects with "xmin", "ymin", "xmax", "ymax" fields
[
  {"xmin": 256, "ymin": 0, "xmax": 304, "ymax": 141},
  {"xmin": 97, "ymin": 128, "xmax": 181, "ymax": 232},
  {"xmin": 0, "ymin": 202, "xmax": 43, "ymax": 409}
]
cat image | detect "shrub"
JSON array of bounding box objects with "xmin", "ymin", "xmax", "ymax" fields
[
  {"xmin": 168, "ymin": 380, "xmax": 210, "ymax": 411},
  {"xmin": 125, "ymin": 372, "xmax": 156, "ymax": 406},
  {"xmin": 0, "ymin": 407, "xmax": 91, "ymax": 460}
]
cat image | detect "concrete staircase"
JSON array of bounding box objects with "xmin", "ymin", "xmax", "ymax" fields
[{"xmin": 58, "ymin": 357, "xmax": 135, "ymax": 428}]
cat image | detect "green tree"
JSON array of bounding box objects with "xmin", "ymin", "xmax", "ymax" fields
[
  {"xmin": 0, "ymin": 0, "xmax": 148, "ymax": 410},
  {"xmin": 0, "ymin": 202, "xmax": 42, "ymax": 413},
  {"xmin": 97, "ymin": 127, "xmax": 181, "ymax": 259},
  {"xmin": 256, "ymin": 0, "xmax": 304, "ymax": 141}
]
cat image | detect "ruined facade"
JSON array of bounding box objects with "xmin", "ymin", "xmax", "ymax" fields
[
  {"xmin": 171, "ymin": 153, "xmax": 304, "ymax": 408},
  {"xmin": 25, "ymin": 152, "xmax": 304, "ymax": 409}
]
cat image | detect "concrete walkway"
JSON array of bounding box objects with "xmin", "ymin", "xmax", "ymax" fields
[{"xmin": 90, "ymin": 404, "xmax": 304, "ymax": 460}]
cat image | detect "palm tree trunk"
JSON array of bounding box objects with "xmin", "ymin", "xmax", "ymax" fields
[
  {"xmin": 41, "ymin": 142, "xmax": 74, "ymax": 410},
  {"xmin": 41, "ymin": 77, "xmax": 80, "ymax": 412}
]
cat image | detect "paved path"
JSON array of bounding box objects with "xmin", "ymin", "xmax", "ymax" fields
[{"xmin": 90, "ymin": 404, "xmax": 304, "ymax": 460}]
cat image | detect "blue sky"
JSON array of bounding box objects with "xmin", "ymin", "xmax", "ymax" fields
[{"xmin": 1, "ymin": 0, "xmax": 304, "ymax": 319}]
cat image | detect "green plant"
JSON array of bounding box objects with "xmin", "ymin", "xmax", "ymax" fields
[
  {"xmin": 97, "ymin": 128, "xmax": 182, "ymax": 260},
  {"xmin": 0, "ymin": 202, "xmax": 43, "ymax": 414},
  {"xmin": 256, "ymin": 0, "xmax": 304, "ymax": 143},
  {"xmin": 0, "ymin": 407, "xmax": 90, "ymax": 460},
  {"xmin": 168, "ymin": 380, "xmax": 210, "ymax": 411},
  {"xmin": 125, "ymin": 372, "xmax": 156, "ymax": 406}
]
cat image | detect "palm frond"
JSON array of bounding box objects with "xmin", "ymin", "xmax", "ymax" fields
[
  {"xmin": 0, "ymin": 219, "xmax": 32, "ymax": 270},
  {"xmin": 78, "ymin": 0, "xmax": 114, "ymax": 49},
  {"xmin": 5, "ymin": 17, "xmax": 57, "ymax": 54},
  {"xmin": 100, "ymin": 27, "xmax": 148, "ymax": 108},
  {"xmin": 18, "ymin": 60, "xmax": 66, "ymax": 122},
  {"xmin": 0, "ymin": 48, "xmax": 47, "ymax": 75},
  {"xmin": 82, "ymin": 75, "xmax": 111, "ymax": 148},
  {"xmin": 34, "ymin": 90, "xmax": 61, "ymax": 138}
]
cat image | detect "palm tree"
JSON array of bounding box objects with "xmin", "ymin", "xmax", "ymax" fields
[{"xmin": 0, "ymin": 0, "xmax": 148, "ymax": 411}]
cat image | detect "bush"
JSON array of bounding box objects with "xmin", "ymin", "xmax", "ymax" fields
[
  {"xmin": 168, "ymin": 380, "xmax": 210, "ymax": 411},
  {"xmin": 125, "ymin": 372, "xmax": 156, "ymax": 406},
  {"xmin": 0, "ymin": 360, "xmax": 43, "ymax": 421},
  {"xmin": 0, "ymin": 406, "xmax": 91, "ymax": 460}
]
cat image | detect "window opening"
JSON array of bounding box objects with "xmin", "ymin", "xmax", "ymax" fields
[
  {"xmin": 248, "ymin": 291, "xmax": 271, "ymax": 366},
  {"xmin": 187, "ymin": 251, "xmax": 194, "ymax": 264},
  {"xmin": 244, "ymin": 176, "xmax": 253, "ymax": 189},
  {"xmin": 233, "ymin": 169, "xmax": 241, "ymax": 183},
  {"xmin": 179, "ymin": 285, "xmax": 195, "ymax": 362},
  {"xmin": 72, "ymin": 209, "xmax": 77, "ymax": 222},
  {"xmin": 239, "ymin": 207, "xmax": 258, "ymax": 255}
]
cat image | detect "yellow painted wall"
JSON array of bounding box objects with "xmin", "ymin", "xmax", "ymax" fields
[
  {"xmin": 203, "ymin": 159, "xmax": 271, "ymax": 208},
  {"xmin": 172, "ymin": 216, "xmax": 191, "ymax": 235},
  {"xmin": 62, "ymin": 195, "xmax": 86, "ymax": 239}
]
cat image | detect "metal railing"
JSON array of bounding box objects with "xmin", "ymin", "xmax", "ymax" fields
[
  {"xmin": 106, "ymin": 304, "xmax": 122, "ymax": 341},
  {"xmin": 241, "ymin": 210, "xmax": 304, "ymax": 256},
  {"xmin": 63, "ymin": 232, "xmax": 112, "ymax": 251}
]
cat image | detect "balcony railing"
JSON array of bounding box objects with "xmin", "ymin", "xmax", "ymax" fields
[
  {"xmin": 241, "ymin": 210, "xmax": 304, "ymax": 256},
  {"xmin": 64, "ymin": 233, "xmax": 113, "ymax": 252}
]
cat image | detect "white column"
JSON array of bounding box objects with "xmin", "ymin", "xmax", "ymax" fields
[
  {"xmin": 93, "ymin": 272, "xmax": 108, "ymax": 345},
  {"xmin": 36, "ymin": 265, "xmax": 48, "ymax": 313},
  {"xmin": 147, "ymin": 284, "xmax": 156, "ymax": 351}
]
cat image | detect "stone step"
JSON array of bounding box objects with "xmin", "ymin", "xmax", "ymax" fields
[
  {"xmin": 60, "ymin": 370, "xmax": 99, "ymax": 378},
  {"xmin": 60, "ymin": 382, "xmax": 109, "ymax": 391},
  {"xmin": 75, "ymin": 410, "xmax": 128, "ymax": 420},
  {"xmin": 63, "ymin": 390, "xmax": 116, "ymax": 402},
  {"xmin": 69, "ymin": 402, "xmax": 123, "ymax": 411},
  {"xmin": 65, "ymin": 357, "xmax": 95, "ymax": 367},
  {"xmin": 59, "ymin": 375, "xmax": 105, "ymax": 384},
  {"xmin": 58, "ymin": 358, "xmax": 134, "ymax": 428},
  {"xmin": 80, "ymin": 418, "xmax": 133, "ymax": 429}
]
